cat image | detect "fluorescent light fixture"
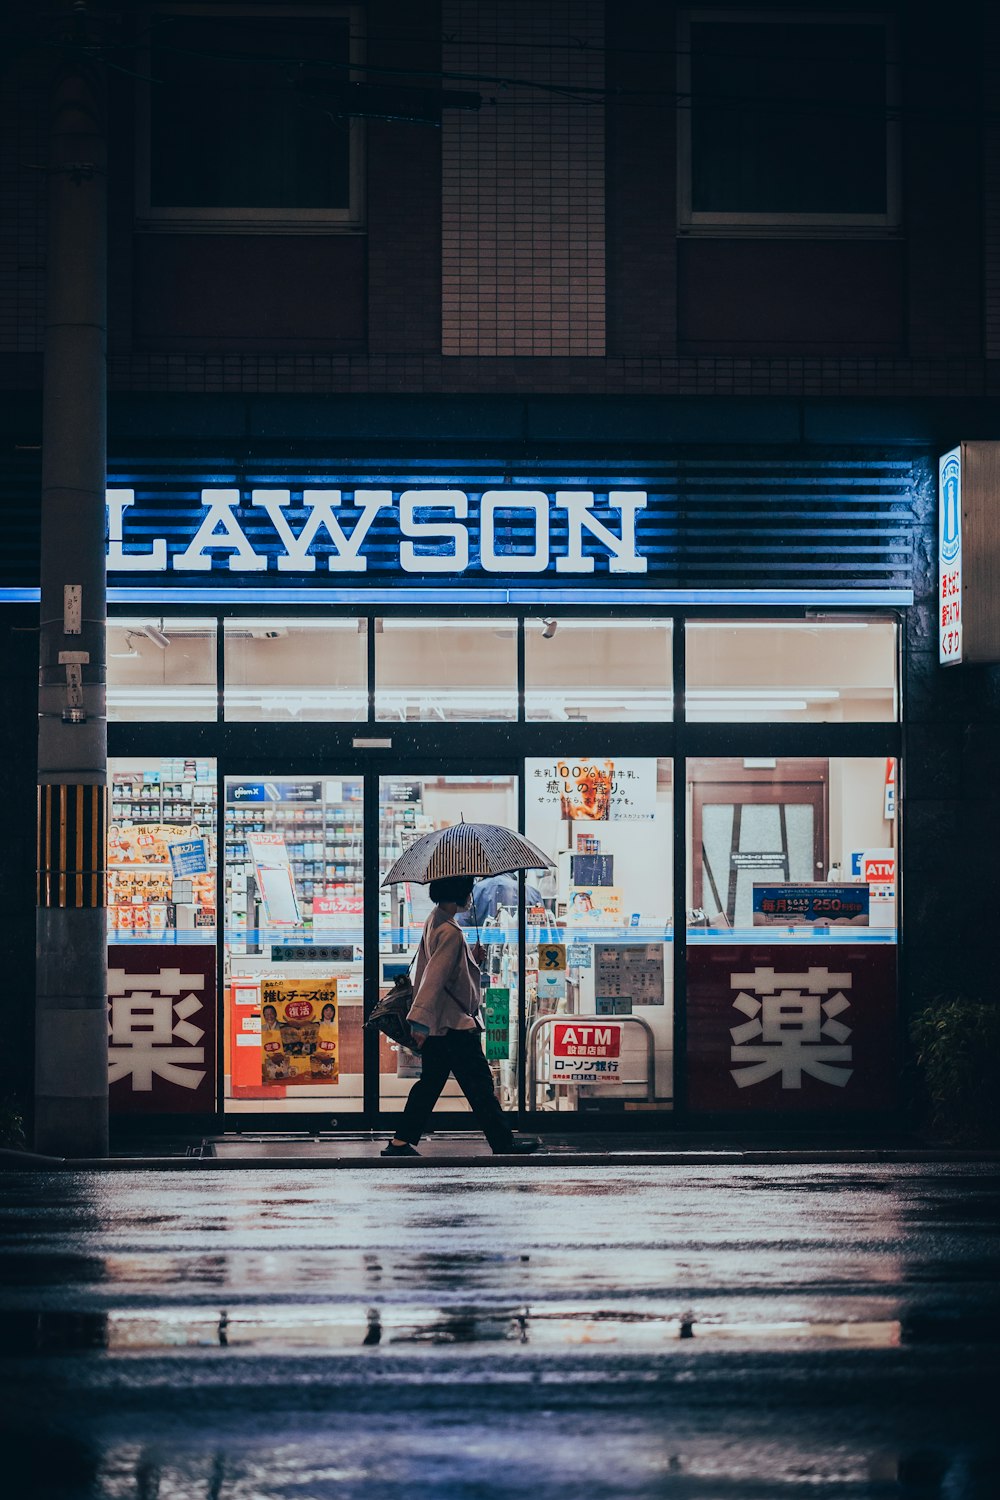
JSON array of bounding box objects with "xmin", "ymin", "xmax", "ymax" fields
[
  {"xmin": 686, "ymin": 689, "xmax": 840, "ymax": 701},
  {"xmin": 223, "ymin": 618, "xmax": 363, "ymax": 632},
  {"xmin": 107, "ymin": 688, "xmax": 216, "ymax": 706},
  {"xmin": 102, "ymin": 587, "xmax": 914, "ymax": 607},
  {"xmin": 690, "ymin": 701, "xmax": 810, "ymax": 713},
  {"xmin": 113, "ymin": 617, "xmax": 215, "ymax": 636},
  {"xmin": 526, "ymin": 618, "xmax": 671, "ymax": 631},
  {"xmin": 106, "ymin": 682, "xmax": 843, "ymax": 718},
  {"xmin": 689, "ymin": 621, "xmax": 874, "ymax": 631},
  {"xmin": 376, "ymin": 618, "xmax": 512, "ymax": 631}
]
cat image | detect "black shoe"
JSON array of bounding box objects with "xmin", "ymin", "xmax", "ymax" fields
[
  {"xmin": 497, "ymin": 1136, "xmax": 541, "ymax": 1155},
  {"xmin": 381, "ymin": 1141, "xmax": 420, "ymax": 1157}
]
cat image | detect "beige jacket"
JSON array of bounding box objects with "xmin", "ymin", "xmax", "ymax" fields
[{"xmin": 407, "ymin": 907, "xmax": 483, "ymax": 1037}]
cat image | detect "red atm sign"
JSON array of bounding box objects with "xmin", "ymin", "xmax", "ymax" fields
[{"xmin": 552, "ymin": 1022, "xmax": 622, "ymax": 1084}]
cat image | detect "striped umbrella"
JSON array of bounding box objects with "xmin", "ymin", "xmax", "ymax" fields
[{"xmin": 381, "ymin": 822, "xmax": 554, "ymax": 886}]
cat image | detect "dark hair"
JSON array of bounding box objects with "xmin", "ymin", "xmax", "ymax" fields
[{"xmin": 429, "ymin": 875, "xmax": 475, "ymax": 905}]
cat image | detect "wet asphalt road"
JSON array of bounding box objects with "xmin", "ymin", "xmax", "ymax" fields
[{"xmin": 0, "ymin": 1163, "xmax": 998, "ymax": 1499}]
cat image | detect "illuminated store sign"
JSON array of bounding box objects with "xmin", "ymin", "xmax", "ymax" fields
[
  {"xmin": 938, "ymin": 448, "xmax": 962, "ymax": 665},
  {"xmin": 937, "ymin": 442, "xmax": 1000, "ymax": 665},
  {"xmin": 106, "ymin": 488, "xmax": 648, "ymax": 576}
]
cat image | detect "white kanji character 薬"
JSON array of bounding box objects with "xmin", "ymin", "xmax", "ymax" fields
[
  {"xmin": 108, "ymin": 967, "xmax": 207, "ymax": 1091},
  {"xmin": 728, "ymin": 966, "xmax": 853, "ymax": 1090}
]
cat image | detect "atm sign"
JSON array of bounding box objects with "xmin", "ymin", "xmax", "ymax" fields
[
  {"xmin": 863, "ymin": 856, "xmax": 896, "ymax": 883},
  {"xmin": 553, "ymin": 1023, "xmax": 621, "ymax": 1058}
]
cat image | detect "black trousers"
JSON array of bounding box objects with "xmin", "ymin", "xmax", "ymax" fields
[{"xmin": 398, "ymin": 1029, "xmax": 514, "ymax": 1153}]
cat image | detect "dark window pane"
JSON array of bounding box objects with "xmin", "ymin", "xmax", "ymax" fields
[
  {"xmin": 690, "ymin": 22, "xmax": 888, "ymax": 215},
  {"xmin": 149, "ymin": 15, "xmax": 352, "ymax": 210}
]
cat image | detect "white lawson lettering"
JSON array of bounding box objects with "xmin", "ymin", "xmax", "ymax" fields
[
  {"xmin": 106, "ymin": 490, "xmax": 167, "ymax": 571},
  {"xmin": 480, "ymin": 490, "xmax": 550, "ymax": 573},
  {"xmin": 555, "ymin": 491, "xmax": 647, "ymax": 574},
  {"xmin": 173, "ymin": 490, "xmax": 266, "ymax": 572},
  {"xmin": 106, "ymin": 487, "xmax": 648, "ymax": 575},
  {"xmin": 253, "ymin": 489, "xmax": 391, "ymax": 572},
  {"xmin": 399, "ymin": 490, "xmax": 469, "ymax": 572}
]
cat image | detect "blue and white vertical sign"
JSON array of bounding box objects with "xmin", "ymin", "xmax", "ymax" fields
[{"xmin": 939, "ymin": 447, "xmax": 962, "ymax": 665}]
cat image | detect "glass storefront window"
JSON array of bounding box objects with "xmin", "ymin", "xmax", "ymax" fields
[
  {"xmin": 524, "ymin": 618, "xmax": 672, "ymax": 721},
  {"xmin": 223, "ymin": 775, "xmax": 364, "ymax": 1114},
  {"xmin": 684, "ymin": 757, "xmax": 898, "ymax": 1115},
  {"xmin": 108, "ymin": 757, "xmax": 218, "ymax": 941},
  {"xmin": 685, "ymin": 620, "xmax": 898, "ymax": 722},
  {"xmin": 525, "ymin": 757, "xmax": 674, "ymax": 1111},
  {"xmin": 224, "ymin": 618, "xmax": 367, "ymax": 721},
  {"xmin": 686, "ymin": 757, "xmax": 897, "ymax": 937},
  {"xmin": 375, "ymin": 619, "xmax": 517, "ymax": 721},
  {"xmin": 108, "ymin": 756, "xmax": 219, "ymax": 1118},
  {"xmin": 378, "ymin": 775, "xmax": 521, "ymax": 1114},
  {"xmin": 107, "ymin": 619, "xmax": 216, "ymax": 722}
]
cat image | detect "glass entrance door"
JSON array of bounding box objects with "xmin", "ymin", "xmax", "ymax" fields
[
  {"xmin": 524, "ymin": 757, "xmax": 674, "ymax": 1112},
  {"xmin": 223, "ymin": 773, "xmax": 365, "ymax": 1115},
  {"xmin": 377, "ymin": 774, "xmax": 521, "ymax": 1115},
  {"xmin": 219, "ymin": 762, "xmax": 673, "ymax": 1122}
]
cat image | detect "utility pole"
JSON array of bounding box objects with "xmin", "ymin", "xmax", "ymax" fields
[{"xmin": 35, "ymin": 0, "xmax": 108, "ymax": 1157}]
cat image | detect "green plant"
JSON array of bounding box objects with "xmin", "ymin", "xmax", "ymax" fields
[
  {"xmin": 910, "ymin": 999, "xmax": 1000, "ymax": 1143},
  {"xmin": 0, "ymin": 1094, "xmax": 26, "ymax": 1151}
]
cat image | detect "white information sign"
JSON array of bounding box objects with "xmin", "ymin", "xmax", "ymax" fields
[{"xmin": 529, "ymin": 758, "xmax": 656, "ymax": 822}]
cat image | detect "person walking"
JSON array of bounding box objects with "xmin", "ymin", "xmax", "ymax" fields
[{"xmin": 381, "ymin": 874, "xmax": 541, "ymax": 1157}]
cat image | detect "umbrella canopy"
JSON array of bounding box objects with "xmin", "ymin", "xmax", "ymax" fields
[{"xmin": 382, "ymin": 822, "xmax": 554, "ymax": 886}]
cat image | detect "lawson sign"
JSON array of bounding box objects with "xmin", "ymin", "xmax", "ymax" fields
[{"xmin": 106, "ymin": 488, "xmax": 648, "ymax": 577}]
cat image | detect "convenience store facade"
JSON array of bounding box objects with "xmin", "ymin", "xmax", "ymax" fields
[{"xmin": 97, "ymin": 434, "xmax": 913, "ymax": 1134}]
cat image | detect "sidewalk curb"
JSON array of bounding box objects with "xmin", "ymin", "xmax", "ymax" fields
[
  {"xmin": 4, "ymin": 1149, "xmax": 1000, "ymax": 1171},
  {"xmin": 0, "ymin": 1146, "xmax": 67, "ymax": 1169}
]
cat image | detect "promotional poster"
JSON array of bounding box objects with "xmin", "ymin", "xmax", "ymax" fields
[{"xmin": 260, "ymin": 978, "xmax": 339, "ymax": 1084}]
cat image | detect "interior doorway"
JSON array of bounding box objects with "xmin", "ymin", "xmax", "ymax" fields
[{"xmin": 688, "ymin": 759, "xmax": 828, "ymax": 929}]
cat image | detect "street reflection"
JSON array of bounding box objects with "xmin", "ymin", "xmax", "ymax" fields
[
  {"xmin": 2, "ymin": 1422, "xmax": 996, "ymax": 1500},
  {"xmin": 0, "ymin": 1302, "xmax": 912, "ymax": 1353},
  {"xmin": 0, "ymin": 1165, "xmax": 996, "ymax": 1498}
]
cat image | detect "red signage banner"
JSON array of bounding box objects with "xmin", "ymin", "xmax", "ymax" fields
[
  {"xmin": 108, "ymin": 945, "xmax": 216, "ymax": 1113},
  {"xmin": 687, "ymin": 944, "xmax": 897, "ymax": 1112},
  {"xmin": 551, "ymin": 1020, "xmax": 622, "ymax": 1084}
]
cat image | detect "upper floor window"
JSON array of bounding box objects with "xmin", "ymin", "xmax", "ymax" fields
[
  {"xmin": 678, "ymin": 10, "xmax": 899, "ymax": 233},
  {"xmin": 137, "ymin": 4, "xmax": 364, "ymax": 230}
]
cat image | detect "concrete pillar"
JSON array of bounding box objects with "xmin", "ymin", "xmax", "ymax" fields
[{"xmin": 35, "ymin": 4, "xmax": 108, "ymax": 1157}]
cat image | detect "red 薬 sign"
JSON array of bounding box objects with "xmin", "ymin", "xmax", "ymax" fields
[
  {"xmin": 108, "ymin": 945, "xmax": 216, "ymax": 1114},
  {"xmin": 687, "ymin": 944, "xmax": 896, "ymax": 1113}
]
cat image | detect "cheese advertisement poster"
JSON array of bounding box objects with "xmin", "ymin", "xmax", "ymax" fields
[{"xmin": 260, "ymin": 978, "xmax": 339, "ymax": 1085}]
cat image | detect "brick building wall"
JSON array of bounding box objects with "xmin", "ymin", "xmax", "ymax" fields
[
  {"xmin": 1, "ymin": 0, "xmax": 997, "ymax": 399},
  {"xmin": 441, "ymin": 0, "xmax": 606, "ymax": 357}
]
